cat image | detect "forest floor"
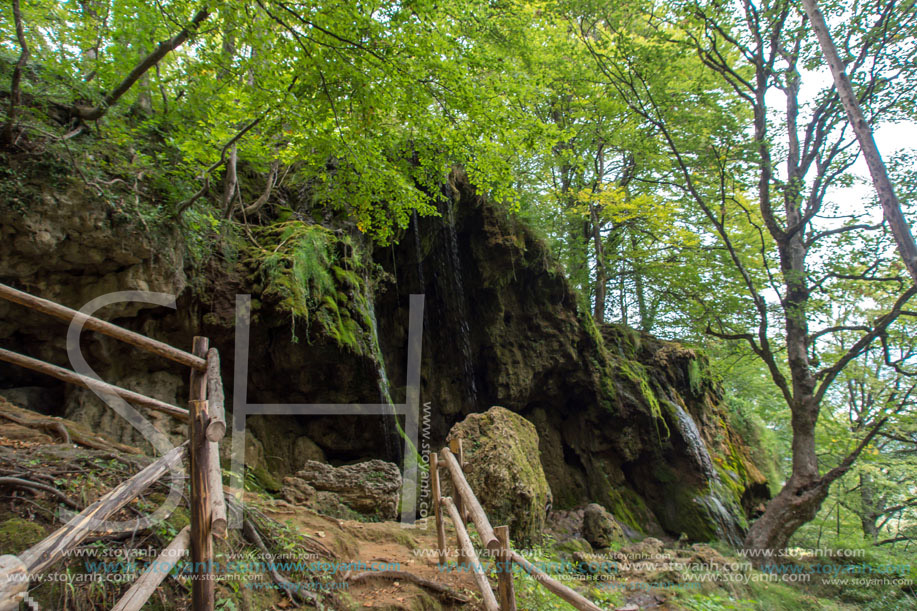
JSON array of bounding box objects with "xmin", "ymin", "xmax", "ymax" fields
[{"xmin": 1, "ymin": 396, "xmax": 911, "ymax": 610}]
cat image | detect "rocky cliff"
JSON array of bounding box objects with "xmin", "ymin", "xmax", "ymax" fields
[{"xmin": 0, "ymin": 150, "xmax": 769, "ymax": 543}]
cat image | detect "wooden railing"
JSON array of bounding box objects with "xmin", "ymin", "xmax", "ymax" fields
[
  {"xmin": 431, "ymin": 439, "xmax": 603, "ymax": 611},
  {"xmin": 0, "ymin": 282, "xmax": 225, "ymax": 611}
]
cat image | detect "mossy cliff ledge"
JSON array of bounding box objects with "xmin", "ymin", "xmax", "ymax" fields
[{"xmin": 0, "ymin": 155, "xmax": 769, "ymax": 543}]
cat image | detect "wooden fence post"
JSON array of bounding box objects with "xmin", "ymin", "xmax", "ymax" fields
[
  {"xmin": 204, "ymin": 348, "xmax": 226, "ymax": 442},
  {"xmin": 495, "ymin": 525, "xmax": 516, "ymax": 611},
  {"xmin": 205, "ymin": 348, "xmax": 227, "ymax": 538},
  {"xmin": 430, "ymin": 453, "xmax": 446, "ymax": 565},
  {"xmin": 189, "ymin": 337, "xmax": 214, "ymax": 611}
]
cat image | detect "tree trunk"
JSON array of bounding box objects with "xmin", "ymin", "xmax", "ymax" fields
[
  {"xmin": 73, "ymin": 8, "xmax": 209, "ymax": 121},
  {"xmin": 590, "ymin": 204, "xmax": 607, "ymax": 323},
  {"xmin": 744, "ymin": 179, "xmax": 827, "ymax": 559},
  {"xmin": 1, "ymin": 0, "xmax": 29, "ymax": 147},
  {"xmin": 801, "ymin": 0, "xmax": 917, "ymax": 284},
  {"xmin": 744, "ymin": 477, "xmax": 831, "ymax": 562},
  {"xmin": 859, "ymin": 473, "xmax": 880, "ymax": 542},
  {"xmin": 631, "ymin": 231, "xmax": 651, "ymax": 331}
]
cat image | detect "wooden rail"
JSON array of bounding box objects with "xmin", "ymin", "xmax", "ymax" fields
[
  {"xmin": 0, "ymin": 347, "xmax": 189, "ymax": 421},
  {"xmin": 443, "ymin": 496, "xmax": 499, "ymax": 611},
  {"xmin": 431, "ymin": 438, "xmax": 603, "ymax": 611},
  {"xmin": 0, "ymin": 283, "xmax": 206, "ymax": 371},
  {"xmin": 0, "ymin": 285, "xmax": 226, "ymax": 611},
  {"xmin": 111, "ymin": 526, "xmax": 190, "ymax": 611}
]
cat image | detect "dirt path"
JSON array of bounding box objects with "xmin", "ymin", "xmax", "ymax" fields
[{"xmin": 261, "ymin": 499, "xmax": 486, "ymax": 610}]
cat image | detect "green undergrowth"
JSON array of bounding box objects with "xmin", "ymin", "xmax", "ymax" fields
[{"xmin": 244, "ymin": 221, "xmax": 380, "ymax": 352}]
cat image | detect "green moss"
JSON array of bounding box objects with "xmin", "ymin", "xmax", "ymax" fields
[
  {"xmin": 251, "ymin": 465, "xmax": 282, "ymax": 492},
  {"xmin": 554, "ymin": 537, "xmax": 593, "ymax": 556},
  {"xmin": 687, "ymin": 357, "xmax": 703, "ymax": 396},
  {"xmin": 666, "ymin": 485, "xmax": 718, "ymax": 541},
  {"xmin": 168, "ymin": 506, "xmax": 191, "ymax": 531},
  {"xmin": 618, "ymin": 360, "xmax": 670, "ymax": 439},
  {"xmin": 605, "ymin": 486, "xmax": 652, "ymax": 534},
  {"xmin": 0, "ymin": 517, "xmax": 46, "ymax": 553},
  {"xmin": 245, "ymin": 222, "xmax": 378, "ymax": 355}
]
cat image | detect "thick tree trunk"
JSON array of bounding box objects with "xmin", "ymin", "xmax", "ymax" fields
[
  {"xmin": 744, "ymin": 176, "xmax": 828, "ymax": 559},
  {"xmin": 744, "ymin": 477, "xmax": 831, "ymax": 561}
]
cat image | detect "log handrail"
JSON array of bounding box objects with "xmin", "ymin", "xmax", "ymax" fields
[
  {"xmin": 440, "ymin": 447, "xmax": 499, "ymax": 551},
  {"xmin": 0, "ymin": 282, "xmax": 206, "ymax": 371},
  {"xmin": 442, "ymin": 497, "xmax": 499, "ymax": 611},
  {"xmin": 0, "ymin": 347, "xmax": 189, "ymax": 422},
  {"xmin": 0, "ymin": 284, "xmax": 227, "ymax": 611},
  {"xmin": 111, "ymin": 525, "xmax": 191, "ymax": 611},
  {"xmin": 433, "ymin": 442, "xmax": 604, "ymax": 611},
  {"xmin": 509, "ymin": 551, "xmax": 602, "ymax": 611},
  {"xmin": 17, "ymin": 442, "xmax": 188, "ymax": 574}
]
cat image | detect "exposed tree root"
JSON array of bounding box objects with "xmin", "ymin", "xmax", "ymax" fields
[
  {"xmin": 343, "ymin": 570, "xmax": 471, "ymax": 603},
  {"xmin": 0, "ymin": 476, "xmax": 79, "ymax": 508}
]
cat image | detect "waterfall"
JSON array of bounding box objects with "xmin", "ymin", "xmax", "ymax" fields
[
  {"xmin": 695, "ymin": 490, "xmax": 745, "ymax": 547},
  {"xmin": 440, "ymin": 182, "xmax": 479, "ymax": 408},
  {"xmin": 665, "ymin": 396, "xmax": 745, "ymax": 547},
  {"xmin": 669, "ymin": 399, "xmax": 719, "ymax": 483},
  {"xmin": 364, "ymin": 289, "xmax": 401, "ymax": 463}
]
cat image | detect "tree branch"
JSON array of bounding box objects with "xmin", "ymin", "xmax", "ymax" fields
[{"xmin": 73, "ymin": 8, "xmax": 210, "ymax": 121}]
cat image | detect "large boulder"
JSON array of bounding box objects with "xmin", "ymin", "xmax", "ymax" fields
[
  {"xmin": 582, "ymin": 503, "xmax": 625, "ymax": 549},
  {"xmin": 446, "ymin": 406, "xmax": 552, "ymax": 545},
  {"xmin": 291, "ymin": 459, "xmax": 401, "ymax": 519}
]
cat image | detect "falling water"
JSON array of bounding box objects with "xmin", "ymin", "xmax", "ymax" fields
[
  {"xmin": 669, "ymin": 399, "xmax": 719, "ymax": 483},
  {"xmin": 364, "ymin": 289, "xmax": 401, "ymax": 463},
  {"xmin": 695, "ymin": 490, "xmax": 745, "ymax": 547},
  {"xmin": 665, "ymin": 396, "xmax": 745, "ymax": 547},
  {"xmin": 440, "ymin": 182, "xmax": 479, "ymax": 408}
]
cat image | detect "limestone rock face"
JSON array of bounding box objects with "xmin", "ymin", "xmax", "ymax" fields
[
  {"xmin": 582, "ymin": 503, "xmax": 625, "ymax": 549},
  {"xmin": 64, "ymin": 370, "xmax": 186, "ymax": 452},
  {"xmin": 281, "ymin": 476, "xmax": 316, "ymax": 505},
  {"xmin": 446, "ymin": 406, "xmax": 552, "ymax": 546},
  {"xmin": 292, "ymin": 459, "xmax": 401, "ymax": 519},
  {"xmin": 0, "ymin": 185, "xmax": 185, "ymax": 322}
]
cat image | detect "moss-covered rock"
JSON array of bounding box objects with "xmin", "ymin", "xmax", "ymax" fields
[
  {"xmin": 0, "ymin": 516, "xmax": 46, "ymax": 554},
  {"xmin": 582, "ymin": 503, "xmax": 626, "ymax": 549},
  {"xmin": 554, "ymin": 536, "xmax": 593, "ymax": 556},
  {"xmin": 446, "ymin": 406, "xmax": 552, "ymax": 546}
]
